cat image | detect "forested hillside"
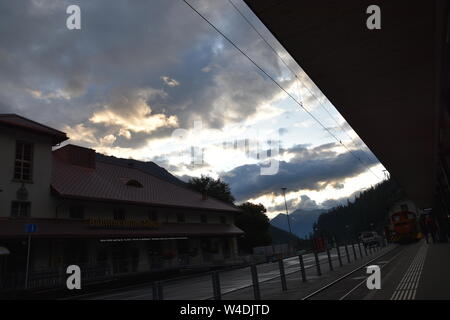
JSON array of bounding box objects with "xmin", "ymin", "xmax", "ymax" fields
[{"xmin": 314, "ymin": 179, "xmax": 404, "ymax": 242}]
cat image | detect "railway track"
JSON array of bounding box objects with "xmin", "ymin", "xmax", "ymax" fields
[{"xmin": 301, "ymin": 244, "xmax": 407, "ymax": 300}]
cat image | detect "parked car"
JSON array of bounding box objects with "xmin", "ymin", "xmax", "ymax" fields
[{"xmin": 360, "ymin": 231, "xmax": 382, "ymax": 247}]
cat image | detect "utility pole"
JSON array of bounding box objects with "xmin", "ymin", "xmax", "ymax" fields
[{"xmin": 281, "ymin": 188, "xmax": 294, "ymax": 253}]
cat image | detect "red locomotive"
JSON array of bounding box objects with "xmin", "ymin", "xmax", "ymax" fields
[{"xmin": 386, "ymin": 200, "xmax": 422, "ymax": 243}]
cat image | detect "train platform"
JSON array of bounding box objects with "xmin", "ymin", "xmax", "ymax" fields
[
  {"xmin": 415, "ymin": 240, "xmax": 450, "ymax": 299},
  {"xmin": 221, "ymin": 244, "xmax": 397, "ymax": 300},
  {"xmin": 223, "ymin": 239, "xmax": 450, "ymax": 300}
]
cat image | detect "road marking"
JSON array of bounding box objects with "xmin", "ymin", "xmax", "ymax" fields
[
  {"xmin": 351, "ymin": 276, "xmax": 367, "ymax": 280},
  {"xmin": 390, "ymin": 244, "xmax": 427, "ymax": 300},
  {"xmin": 338, "ymin": 247, "xmax": 405, "ymax": 300},
  {"xmin": 302, "ymin": 244, "xmax": 398, "ymax": 300}
]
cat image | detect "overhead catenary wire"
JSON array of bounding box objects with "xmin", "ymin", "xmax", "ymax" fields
[
  {"xmin": 226, "ymin": 0, "xmax": 382, "ymax": 178},
  {"xmin": 183, "ymin": 0, "xmax": 381, "ymax": 181}
]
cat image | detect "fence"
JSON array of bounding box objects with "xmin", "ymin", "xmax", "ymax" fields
[
  {"xmin": 149, "ymin": 240, "xmax": 386, "ymax": 300},
  {"xmin": 0, "ymin": 250, "xmax": 277, "ymax": 292},
  {"xmin": 0, "ymin": 240, "xmax": 386, "ymax": 297}
]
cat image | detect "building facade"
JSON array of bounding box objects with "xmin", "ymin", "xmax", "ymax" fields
[{"xmin": 0, "ymin": 114, "xmax": 244, "ymax": 290}]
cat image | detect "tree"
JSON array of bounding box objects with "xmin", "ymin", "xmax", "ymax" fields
[
  {"xmin": 315, "ymin": 179, "xmax": 404, "ymax": 242},
  {"xmin": 235, "ymin": 202, "xmax": 272, "ymax": 253},
  {"xmin": 187, "ymin": 175, "xmax": 235, "ymax": 203}
]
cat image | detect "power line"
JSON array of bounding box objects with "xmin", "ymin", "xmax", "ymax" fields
[
  {"xmin": 226, "ymin": 0, "xmax": 382, "ymax": 178},
  {"xmin": 183, "ymin": 0, "xmax": 381, "ymax": 180}
]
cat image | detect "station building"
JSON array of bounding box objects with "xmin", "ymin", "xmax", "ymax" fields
[{"xmin": 0, "ymin": 114, "xmax": 243, "ymax": 289}]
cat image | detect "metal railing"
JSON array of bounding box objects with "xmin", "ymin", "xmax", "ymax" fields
[
  {"xmin": 150, "ymin": 241, "xmax": 387, "ymax": 300},
  {"xmin": 0, "ymin": 241, "xmax": 387, "ymax": 297},
  {"xmin": 0, "ymin": 251, "xmax": 268, "ymax": 292}
]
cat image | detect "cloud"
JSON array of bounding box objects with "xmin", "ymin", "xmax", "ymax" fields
[
  {"xmin": 278, "ymin": 128, "xmax": 288, "ymax": 136},
  {"xmin": 161, "ymin": 76, "xmax": 180, "ymax": 87},
  {"xmin": 90, "ymin": 103, "xmax": 178, "ymax": 134},
  {"xmin": 119, "ymin": 128, "xmax": 131, "ymax": 139},
  {"xmin": 320, "ymin": 190, "xmax": 361, "ymax": 209},
  {"xmin": 26, "ymin": 88, "xmax": 73, "ymax": 100},
  {"xmin": 222, "ymin": 142, "xmax": 379, "ymax": 201},
  {"xmin": 0, "ymin": 0, "xmax": 298, "ymax": 153},
  {"xmin": 297, "ymin": 195, "xmax": 319, "ymax": 210},
  {"xmin": 100, "ymin": 134, "xmax": 117, "ymax": 146},
  {"xmin": 332, "ymin": 182, "xmax": 345, "ymax": 189},
  {"xmin": 63, "ymin": 123, "xmax": 98, "ymax": 145}
]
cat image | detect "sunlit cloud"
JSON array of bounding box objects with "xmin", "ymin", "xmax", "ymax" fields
[
  {"xmin": 26, "ymin": 88, "xmax": 74, "ymax": 100},
  {"xmin": 89, "ymin": 88, "xmax": 178, "ymax": 134},
  {"xmin": 63, "ymin": 123, "xmax": 98, "ymax": 145},
  {"xmin": 161, "ymin": 76, "xmax": 180, "ymax": 87}
]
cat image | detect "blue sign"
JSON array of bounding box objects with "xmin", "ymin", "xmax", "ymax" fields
[{"xmin": 25, "ymin": 224, "xmax": 37, "ymax": 233}]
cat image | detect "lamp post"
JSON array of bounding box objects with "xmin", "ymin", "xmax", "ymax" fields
[{"xmin": 281, "ymin": 188, "xmax": 294, "ymax": 252}]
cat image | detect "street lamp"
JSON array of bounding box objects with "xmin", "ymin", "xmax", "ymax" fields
[{"xmin": 281, "ymin": 188, "xmax": 294, "ymax": 251}]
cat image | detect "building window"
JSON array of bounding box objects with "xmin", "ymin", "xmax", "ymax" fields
[
  {"xmin": 14, "ymin": 141, "xmax": 33, "ymax": 181},
  {"xmin": 400, "ymin": 204, "xmax": 409, "ymax": 212},
  {"xmin": 148, "ymin": 209, "xmax": 158, "ymax": 221},
  {"xmin": 176, "ymin": 212, "xmax": 185, "ymax": 223},
  {"xmin": 220, "ymin": 215, "xmax": 227, "ymax": 224},
  {"xmin": 11, "ymin": 201, "xmax": 30, "ymax": 217},
  {"xmin": 69, "ymin": 205, "xmax": 85, "ymax": 219},
  {"xmin": 114, "ymin": 208, "xmax": 125, "ymax": 220},
  {"xmin": 200, "ymin": 214, "xmax": 207, "ymax": 224},
  {"xmin": 125, "ymin": 179, "xmax": 143, "ymax": 188}
]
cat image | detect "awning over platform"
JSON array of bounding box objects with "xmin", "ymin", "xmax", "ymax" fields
[{"xmin": 243, "ymin": 0, "xmax": 449, "ymax": 208}]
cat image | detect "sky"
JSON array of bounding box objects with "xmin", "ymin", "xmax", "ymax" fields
[{"xmin": 0, "ymin": 0, "xmax": 387, "ymax": 219}]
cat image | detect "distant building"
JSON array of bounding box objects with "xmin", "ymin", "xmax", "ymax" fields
[{"xmin": 0, "ymin": 114, "xmax": 243, "ymax": 290}]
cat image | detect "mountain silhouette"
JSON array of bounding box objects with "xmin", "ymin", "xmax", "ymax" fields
[{"xmin": 270, "ymin": 208, "xmax": 324, "ymax": 238}]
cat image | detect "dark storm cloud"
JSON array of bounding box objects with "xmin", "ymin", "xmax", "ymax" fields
[
  {"xmin": 0, "ymin": 0, "xmax": 294, "ymax": 150},
  {"xmin": 221, "ymin": 143, "xmax": 379, "ymax": 201}
]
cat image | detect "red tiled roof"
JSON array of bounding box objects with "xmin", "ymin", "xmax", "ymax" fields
[
  {"xmin": 0, "ymin": 218, "xmax": 244, "ymax": 238},
  {"xmin": 0, "ymin": 114, "xmax": 68, "ymax": 144},
  {"xmin": 51, "ymin": 153, "xmax": 241, "ymax": 213}
]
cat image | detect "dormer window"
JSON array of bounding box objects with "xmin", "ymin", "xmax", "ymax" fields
[{"xmin": 125, "ymin": 179, "xmax": 143, "ymax": 188}]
